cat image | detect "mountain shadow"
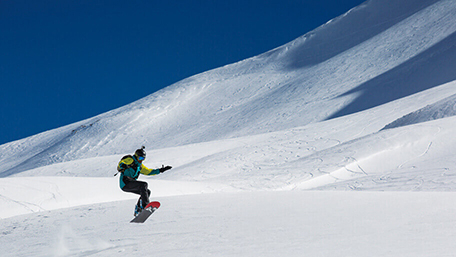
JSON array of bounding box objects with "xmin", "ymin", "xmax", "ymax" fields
[{"xmin": 327, "ymin": 30, "xmax": 456, "ymax": 120}]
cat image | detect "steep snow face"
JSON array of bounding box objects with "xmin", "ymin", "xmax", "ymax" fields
[{"xmin": 2, "ymin": 0, "xmax": 456, "ymax": 176}]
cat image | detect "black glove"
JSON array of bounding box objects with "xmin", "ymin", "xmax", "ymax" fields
[{"xmin": 159, "ymin": 165, "xmax": 172, "ymax": 173}]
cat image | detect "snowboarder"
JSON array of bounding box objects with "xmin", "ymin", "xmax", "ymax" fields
[{"xmin": 117, "ymin": 146, "xmax": 172, "ymax": 216}]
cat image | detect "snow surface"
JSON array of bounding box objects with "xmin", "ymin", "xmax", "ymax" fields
[{"xmin": 2, "ymin": 0, "xmax": 456, "ymax": 256}]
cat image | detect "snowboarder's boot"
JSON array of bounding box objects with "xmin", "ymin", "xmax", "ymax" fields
[
  {"xmin": 134, "ymin": 204, "xmax": 144, "ymax": 217},
  {"xmin": 134, "ymin": 199, "xmax": 144, "ymax": 217}
]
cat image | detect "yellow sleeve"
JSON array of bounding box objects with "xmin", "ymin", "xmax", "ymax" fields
[{"xmin": 140, "ymin": 164, "xmax": 160, "ymax": 176}]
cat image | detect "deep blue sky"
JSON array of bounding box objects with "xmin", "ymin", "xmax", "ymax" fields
[{"xmin": 1, "ymin": 0, "xmax": 365, "ymax": 145}]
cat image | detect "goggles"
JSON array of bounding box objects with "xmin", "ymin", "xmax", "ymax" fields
[{"xmin": 138, "ymin": 156, "xmax": 145, "ymax": 161}]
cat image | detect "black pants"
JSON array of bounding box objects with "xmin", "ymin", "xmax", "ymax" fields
[{"xmin": 121, "ymin": 178, "xmax": 151, "ymax": 208}]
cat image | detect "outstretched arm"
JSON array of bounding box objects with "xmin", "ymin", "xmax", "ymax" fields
[{"xmin": 140, "ymin": 165, "xmax": 172, "ymax": 176}]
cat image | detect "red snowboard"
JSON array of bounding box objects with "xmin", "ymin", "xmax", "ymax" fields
[{"xmin": 130, "ymin": 201, "xmax": 160, "ymax": 223}]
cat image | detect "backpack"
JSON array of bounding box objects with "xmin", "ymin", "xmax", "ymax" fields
[{"xmin": 114, "ymin": 155, "xmax": 135, "ymax": 176}]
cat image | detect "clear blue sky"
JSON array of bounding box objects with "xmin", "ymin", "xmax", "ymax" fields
[{"xmin": 0, "ymin": 0, "xmax": 365, "ymax": 145}]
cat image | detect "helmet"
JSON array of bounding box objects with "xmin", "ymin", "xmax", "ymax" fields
[{"xmin": 134, "ymin": 146, "xmax": 146, "ymax": 160}]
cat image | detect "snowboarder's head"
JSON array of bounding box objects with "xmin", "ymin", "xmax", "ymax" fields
[{"xmin": 135, "ymin": 146, "xmax": 146, "ymax": 162}]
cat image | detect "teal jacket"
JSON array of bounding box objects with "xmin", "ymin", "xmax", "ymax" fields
[{"xmin": 118, "ymin": 155, "xmax": 160, "ymax": 189}]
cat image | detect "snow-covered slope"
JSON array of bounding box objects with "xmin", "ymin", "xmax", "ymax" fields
[
  {"xmin": 3, "ymin": 191, "xmax": 456, "ymax": 257},
  {"xmin": 2, "ymin": 0, "xmax": 456, "ymax": 256}
]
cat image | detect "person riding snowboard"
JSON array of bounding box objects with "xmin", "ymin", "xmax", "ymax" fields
[{"xmin": 117, "ymin": 146, "xmax": 172, "ymax": 216}]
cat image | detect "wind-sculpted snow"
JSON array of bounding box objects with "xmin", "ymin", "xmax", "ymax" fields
[{"xmin": 383, "ymin": 93, "xmax": 456, "ymax": 129}]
